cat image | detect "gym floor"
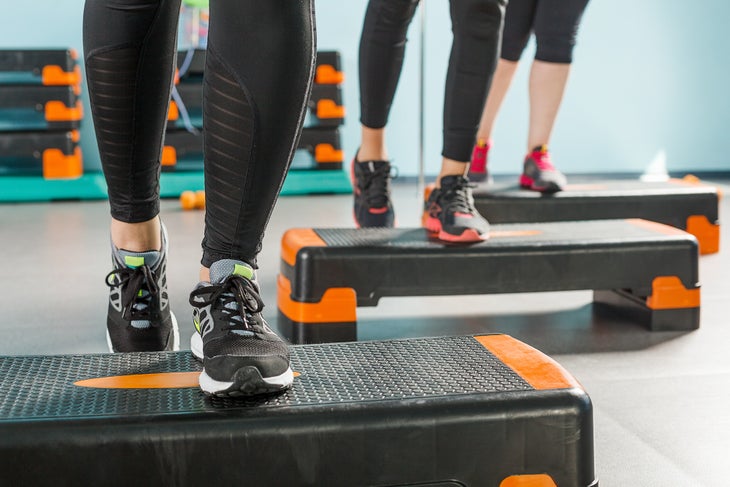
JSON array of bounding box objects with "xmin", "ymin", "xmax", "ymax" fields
[{"xmin": 1, "ymin": 177, "xmax": 727, "ymax": 486}]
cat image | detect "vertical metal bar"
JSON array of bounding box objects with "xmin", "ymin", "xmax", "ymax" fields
[{"xmin": 417, "ymin": 1, "xmax": 426, "ymax": 201}]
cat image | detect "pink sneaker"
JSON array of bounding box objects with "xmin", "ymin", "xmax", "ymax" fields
[
  {"xmin": 468, "ymin": 140, "xmax": 492, "ymax": 183},
  {"xmin": 519, "ymin": 145, "xmax": 567, "ymax": 193}
]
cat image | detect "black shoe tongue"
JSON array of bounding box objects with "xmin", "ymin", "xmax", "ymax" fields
[{"xmin": 439, "ymin": 175, "xmax": 467, "ymax": 189}]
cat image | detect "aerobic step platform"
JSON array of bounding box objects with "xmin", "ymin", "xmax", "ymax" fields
[
  {"xmin": 0, "ymin": 335, "xmax": 596, "ymax": 487},
  {"xmin": 163, "ymin": 127, "xmax": 343, "ymax": 172},
  {"xmin": 473, "ymin": 179, "xmax": 720, "ymax": 254},
  {"xmin": 169, "ymin": 80, "xmax": 343, "ymax": 129},
  {"xmin": 0, "ymin": 85, "xmax": 82, "ymax": 132},
  {"xmin": 0, "ymin": 49, "xmax": 81, "ymax": 87},
  {"xmin": 0, "ymin": 130, "xmax": 82, "ymax": 178},
  {"xmin": 278, "ymin": 220, "xmax": 700, "ymax": 344}
]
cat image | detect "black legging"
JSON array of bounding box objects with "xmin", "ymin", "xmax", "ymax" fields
[
  {"xmin": 83, "ymin": 0, "xmax": 315, "ymax": 268},
  {"xmin": 359, "ymin": 0, "xmax": 506, "ymax": 163},
  {"xmin": 501, "ymin": 0, "xmax": 589, "ymax": 64}
]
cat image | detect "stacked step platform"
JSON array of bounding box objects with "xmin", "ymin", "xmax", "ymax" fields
[
  {"xmin": 0, "ymin": 49, "xmax": 84, "ymax": 182},
  {"xmin": 162, "ymin": 49, "xmax": 350, "ymax": 196}
]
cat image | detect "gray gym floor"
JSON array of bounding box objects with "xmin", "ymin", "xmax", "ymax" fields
[{"xmin": 1, "ymin": 178, "xmax": 728, "ymax": 486}]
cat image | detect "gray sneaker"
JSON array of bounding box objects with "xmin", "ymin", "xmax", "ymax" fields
[
  {"xmin": 105, "ymin": 223, "xmax": 179, "ymax": 352},
  {"xmin": 519, "ymin": 145, "xmax": 567, "ymax": 193}
]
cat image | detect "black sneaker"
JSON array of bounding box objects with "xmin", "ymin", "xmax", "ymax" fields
[
  {"xmin": 105, "ymin": 223, "xmax": 179, "ymax": 352},
  {"xmin": 351, "ymin": 155, "xmax": 395, "ymax": 228},
  {"xmin": 422, "ymin": 175, "xmax": 490, "ymax": 242},
  {"xmin": 189, "ymin": 259, "xmax": 293, "ymax": 397},
  {"xmin": 519, "ymin": 145, "xmax": 567, "ymax": 192}
]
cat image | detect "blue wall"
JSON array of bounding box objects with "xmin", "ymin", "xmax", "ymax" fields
[{"xmin": 4, "ymin": 0, "xmax": 729, "ymax": 176}]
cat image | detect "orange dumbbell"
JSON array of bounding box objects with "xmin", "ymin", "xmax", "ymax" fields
[{"xmin": 180, "ymin": 190, "xmax": 206, "ymax": 210}]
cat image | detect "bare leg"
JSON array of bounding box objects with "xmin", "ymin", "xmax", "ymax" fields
[
  {"xmin": 476, "ymin": 59, "xmax": 519, "ymax": 143},
  {"xmin": 527, "ymin": 60, "xmax": 570, "ymax": 151},
  {"xmin": 111, "ymin": 217, "xmax": 161, "ymax": 252},
  {"xmin": 437, "ymin": 157, "xmax": 470, "ymax": 187},
  {"xmin": 358, "ymin": 126, "xmax": 389, "ymax": 161}
]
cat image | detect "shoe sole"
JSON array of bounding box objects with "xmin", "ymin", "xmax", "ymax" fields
[
  {"xmin": 422, "ymin": 216, "xmax": 488, "ymax": 243},
  {"xmin": 190, "ymin": 333, "xmax": 293, "ymax": 397},
  {"xmin": 198, "ymin": 366, "xmax": 294, "ymax": 398},
  {"xmin": 467, "ymin": 170, "xmax": 488, "ymax": 183},
  {"xmin": 106, "ymin": 311, "xmax": 180, "ymax": 353},
  {"xmin": 519, "ymin": 174, "xmax": 564, "ymax": 193}
]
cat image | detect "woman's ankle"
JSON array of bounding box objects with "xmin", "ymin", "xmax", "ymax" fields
[{"xmin": 111, "ymin": 216, "xmax": 161, "ymax": 252}]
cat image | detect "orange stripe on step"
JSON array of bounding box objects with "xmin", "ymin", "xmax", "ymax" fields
[
  {"xmin": 75, "ymin": 372, "xmax": 200, "ymax": 389},
  {"xmin": 281, "ymin": 228, "xmax": 327, "ymax": 266},
  {"xmin": 646, "ymin": 276, "xmax": 700, "ymax": 310},
  {"xmin": 686, "ymin": 215, "xmax": 720, "ymax": 255},
  {"xmin": 74, "ymin": 371, "xmax": 300, "ymax": 389},
  {"xmin": 500, "ymin": 474, "xmax": 557, "ymax": 487},
  {"xmin": 278, "ymin": 274, "xmax": 357, "ymax": 324},
  {"xmin": 475, "ymin": 335, "xmax": 581, "ymax": 391}
]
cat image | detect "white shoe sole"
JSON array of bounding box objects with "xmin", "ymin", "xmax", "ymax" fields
[{"xmin": 190, "ymin": 333, "xmax": 293, "ymax": 396}]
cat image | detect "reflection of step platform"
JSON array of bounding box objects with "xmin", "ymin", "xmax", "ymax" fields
[
  {"xmin": 0, "ymin": 334, "xmax": 596, "ymax": 487},
  {"xmin": 176, "ymin": 48, "xmax": 343, "ymax": 85},
  {"xmin": 278, "ymin": 220, "xmax": 700, "ymax": 344},
  {"xmin": 162, "ymin": 127, "xmax": 342, "ymax": 172},
  {"xmin": 170, "ymin": 80, "xmax": 344, "ymax": 129},
  {"xmin": 473, "ymin": 179, "xmax": 720, "ymax": 254}
]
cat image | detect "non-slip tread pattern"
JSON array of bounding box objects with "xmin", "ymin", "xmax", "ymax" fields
[{"xmin": 0, "ymin": 336, "xmax": 531, "ymax": 419}]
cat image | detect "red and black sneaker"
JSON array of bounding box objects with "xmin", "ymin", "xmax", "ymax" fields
[
  {"xmin": 422, "ymin": 175, "xmax": 489, "ymax": 243},
  {"xmin": 352, "ymin": 156, "xmax": 395, "ymax": 228},
  {"xmin": 468, "ymin": 139, "xmax": 492, "ymax": 183},
  {"xmin": 519, "ymin": 145, "xmax": 567, "ymax": 193}
]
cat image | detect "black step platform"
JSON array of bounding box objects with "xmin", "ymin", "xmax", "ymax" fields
[
  {"xmin": 473, "ymin": 179, "xmax": 720, "ymax": 254},
  {"xmin": 0, "ymin": 335, "xmax": 596, "ymax": 487},
  {"xmin": 162, "ymin": 127, "xmax": 341, "ymax": 172},
  {"xmin": 278, "ymin": 220, "xmax": 700, "ymax": 344},
  {"xmin": 0, "ymin": 49, "xmax": 80, "ymax": 87},
  {"xmin": 176, "ymin": 49, "xmax": 343, "ymax": 85},
  {"xmin": 0, "ymin": 85, "xmax": 82, "ymax": 132},
  {"xmin": 169, "ymin": 80, "xmax": 343, "ymax": 129},
  {"xmin": 0, "ymin": 130, "xmax": 82, "ymax": 178}
]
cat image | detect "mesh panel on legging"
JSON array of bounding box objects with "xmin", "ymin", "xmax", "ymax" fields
[
  {"xmin": 83, "ymin": 0, "xmax": 181, "ymax": 223},
  {"xmin": 201, "ymin": 0, "xmax": 316, "ymax": 268}
]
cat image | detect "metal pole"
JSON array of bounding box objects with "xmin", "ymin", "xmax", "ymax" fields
[{"xmin": 417, "ymin": 1, "xmax": 426, "ymax": 202}]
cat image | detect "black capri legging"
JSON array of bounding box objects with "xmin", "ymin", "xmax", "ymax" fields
[
  {"xmin": 501, "ymin": 0, "xmax": 589, "ymax": 64},
  {"xmin": 83, "ymin": 0, "xmax": 315, "ymax": 267},
  {"xmin": 359, "ymin": 0, "xmax": 506, "ymax": 163}
]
